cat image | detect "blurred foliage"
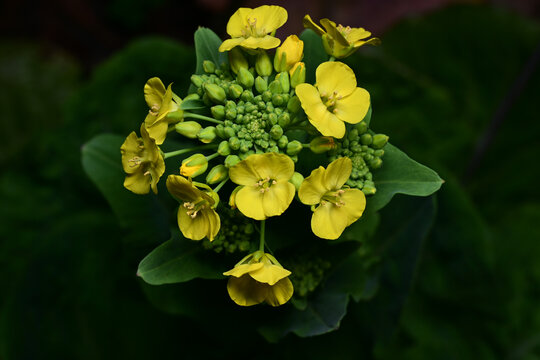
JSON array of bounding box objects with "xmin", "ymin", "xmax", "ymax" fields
[{"xmin": 1, "ymin": 4, "xmax": 540, "ymax": 359}]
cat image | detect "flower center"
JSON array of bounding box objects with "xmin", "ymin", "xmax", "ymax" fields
[
  {"xmin": 319, "ymin": 91, "xmax": 342, "ymax": 113},
  {"xmin": 149, "ymin": 104, "xmax": 160, "ymax": 116},
  {"xmin": 241, "ymin": 17, "xmax": 267, "ymax": 37},
  {"xmin": 337, "ymin": 24, "xmax": 352, "ymax": 41},
  {"xmin": 255, "ymin": 177, "xmax": 277, "ymax": 193},
  {"xmin": 321, "ymin": 189, "xmax": 346, "ymax": 207},
  {"xmin": 183, "ymin": 199, "xmax": 209, "ymax": 219}
]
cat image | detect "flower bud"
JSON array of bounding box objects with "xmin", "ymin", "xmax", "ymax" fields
[
  {"xmin": 269, "ymin": 125, "xmax": 284, "ymax": 140},
  {"xmin": 287, "ymin": 95, "xmax": 301, "ymax": 114},
  {"xmin": 224, "ymin": 155, "xmax": 241, "ymax": 168},
  {"xmin": 372, "ymin": 134, "xmax": 389, "ymax": 149},
  {"xmin": 360, "ymin": 133, "xmax": 373, "ymax": 145},
  {"xmin": 237, "ymin": 67, "xmax": 254, "ymax": 89},
  {"xmin": 180, "ymin": 154, "xmax": 208, "ymax": 178},
  {"xmin": 229, "ymin": 136, "xmax": 240, "ymax": 150},
  {"xmin": 241, "ymin": 90, "xmax": 254, "ymax": 102},
  {"xmin": 268, "ymin": 80, "xmax": 283, "ymax": 95},
  {"xmin": 204, "ymin": 84, "xmax": 226, "ymax": 104},
  {"xmin": 191, "ymin": 75, "xmax": 204, "ymax": 88},
  {"xmin": 290, "ymin": 62, "xmax": 306, "ymax": 88},
  {"xmin": 274, "ymin": 35, "xmax": 304, "ymax": 72},
  {"xmin": 203, "ymin": 60, "xmax": 216, "ymax": 74},
  {"xmin": 255, "ymin": 50, "xmax": 273, "ymax": 77},
  {"xmin": 225, "ymin": 107, "xmax": 237, "ymax": 120},
  {"xmin": 278, "ymin": 135, "xmax": 288, "ymax": 149},
  {"xmin": 223, "ymin": 126, "xmax": 236, "ymax": 138},
  {"xmin": 373, "ymin": 149, "xmax": 384, "ymax": 157},
  {"xmin": 286, "ymin": 140, "xmax": 303, "ymax": 156},
  {"xmin": 211, "ymin": 105, "xmax": 225, "ymax": 119},
  {"xmin": 278, "ymin": 113, "xmax": 290, "ymax": 128},
  {"xmin": 218, "ymin": 140, "xmax": 231, "ymax": 156},
  {"xmin": 362, "ymin": 180, "xmax": 376, "ymax": 195},
  {"xmin": 206, "ymin": 164, "xmax": 229, "ymax": 184},
  {"xmin": 255, "ymin": 76, "xmax": 268, "ymax": 93},
  {"xmin": 309, "ymin": 136, "xmax": 336, "ymax": 154},
  {"xmin": 275, "ymin": 72, "xmax": 290, "ymax": 94},
  {"xmin": 228, "ymin": 84, "xmax": 243, "ymax": 99},
  {"xmin": 369, "ymin": 157, "xmax": 383, "ymax": 169},
  {"xmin": 355, "ymin": 121, "xmax": 368, "ymax": 134},
  {"xmin": 228, "ymin": 47, "xmax": 248, "ymax": 74},
  {"xmin": 198, "ymin": 126, "xmax": 217, "ymax": 143},
  {"xmin": 272, "ymin": 94, "xmax": 285, "ymax": 107},
  {"xmin": 175, "ymin": 121, "xmax": 202, "ymax": 138},
  {"xmin": 289, "ymin": 171, "xmax": 304, "ymax": 191},
  {"xmin": 268, "ymin": 113, "xmax": 278, "ymax": 125}
]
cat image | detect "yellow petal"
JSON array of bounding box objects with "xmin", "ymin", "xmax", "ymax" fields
[
  {"xmin": 124, "ymin": 171, "xmax": 151, "ymax": 195},
  {"xmin": 249, "ymin": 263, "xmax": 291, "ymax": 286},
  {"xmin": 257, "ymin": 153, "xmax": 295, "ymax": 181},
  {"xmin": 144, "ymin": 114, "xmax": 168, "ymax": 145},
  {"xmin": 218, "ymin": 37, "xmax": 245, "ymax": 52},
  {"xmin": 177, "ymin": 206, "xmax": 218, "ymax": 241},
  {"xmin": 144, "ymin": 77, "xmax": 166, "ymax": 109},
  {"xmin": 302, "ymin": 15, "xmax": 325, "ymax": 36},
  {"xmin": 334, "ymin": 87, "xmax": 370, "ymax": 125},
  {"xmin": 166, "ymin": 175, "xmax": 200, "ymax": 202},
  {"xmin": 347, "ymin": 28, "xmax": 371, "ymax": 43},
  {"xmin": 235, "ymin": 185, "xmax": 266, "ymax": 220},
  {"xmin": 223, "ymin": 263, "xmax": 264, "ymax": 277},
  {"xmin": 261, "ymin": 181, "xmax": 295, "ymax": 218},
  {"xmin": 279, "ymin": 35, "xmax": 304, "ymax": 68},
  {"xmin": 319, "ymin": 18, "xmax": 349, "ymax": 46},
  {"xmin": 227, "ymin": 275, "xmax": 267, "ymax": 306},
  {"xmin": 324, "ymin": 157, "xmax": 352, "ymax": 190},
  {"xmin": 240, "ymin": 35, "xmax": 281, "ymax": 50},
  {"xmin": 311, "ymin": 201, "xmax": 350, "ymax": 240},
  {"xmin": 226, "ymin": 7, "xmax": 253, "ymax": 37},
  {"xmin": 149, "ymin": 158, "xmax": 165, "ymax": 194},
  {"xmin": 298, "ymin": 167, "xmax": 327, "ymax": 205},
  {"xmin": 340, "ymin": 189, "xmax": 366, "ymax": 226},
  {"xmin": 250, "ymin": 5, "xmax": 288, "ymax": 34},
  {"xmin": 265, "ymin": 278, "xmax": 294, "ymax": 306},
  {"xmin": 121, "ymin": 132, "xmax": 141, "ymax": 174},
  {"xmin": 353, "ymin": 37, "xmax": 381, "ymax": 48},
  {"xmin": 205, "ymin": 208, "xmax": 221, "ymax": 241},
  {"xmin": 316, "ymin": 62, "xmax": 356, "ymax": 98},
  {"xmin": 229, "ymin": 157, "xmax": 260, "ymax": 186}
]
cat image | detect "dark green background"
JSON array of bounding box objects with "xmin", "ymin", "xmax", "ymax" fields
[{"xmin": 1, "ymin": 3, "xmax": 540, "ymax": 359}]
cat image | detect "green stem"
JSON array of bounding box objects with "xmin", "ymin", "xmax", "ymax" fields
[
  {"xmin": 167, "ymin": 125, "xmax": 176, "ymax": 133},
  {"xmin": 205, "ymin": 152, "xmax": 220, "ymax": 161},
  {"xmin": 183, "ymin": 112, "xmax": 224, "ymax": 125},
  {"xmin": 328, "ymin": 56, "xmax": 336, "ymax": 62},
  {"xmin": 163, "ymin": 144, "xmax": 216, "ymax": 159},
  {"xmin": 213, "ymin": 178, "xmax": 228, "ymax": 193},
  {"xmin": 302, "ymin": 143, "xmax": 310, "ymax": 148},
  {"xmin": 259, "ymin": 220, "xmax": 266, "ymax": 252}
]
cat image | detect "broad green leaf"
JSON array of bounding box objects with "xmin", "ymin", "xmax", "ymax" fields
[
  {"xmin": 81, "ymin": 134, "xmax": 170, "ymax": 243},
  {"xmin": 194, "ymin": 27, "xmax": 228, "ymax": 75},
  {"xmin": 368, "ymin": 143, "xmax": 443, "ymax": 212},
  {"xmin": 300, "ymin": 29, "xmax": 328, "ymax": 84},
  {"xmin": 137, "ymin": 235, "xmax": 225, "ymax": 285}
]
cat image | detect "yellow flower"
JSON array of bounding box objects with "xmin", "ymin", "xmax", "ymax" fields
[
  {"xmin": 296, "ymin": 61, "xmax": 370, "ymax": 139},
  {"xmin": 219, "ymin": 6, "xmax": 288, "ymax": 52},
  {"xmin": 144, "ymin": 77, "xmax": 182, "ymax": 145},
  {"xmin": 298, "ymin": 157, "xmax": 366, "ymax": 240},
  {"xmin": 223, "ymin": 251, "xmax": 293, "ymax": 306},
  {"xmin": 121, "ymin": 123, "xmax": 165, "ymax": 195},
  {"xmin": 274, "ymin": 35, "xmax": 304, "ymax": 72},
  {"xmin": 166, "ymin": 175, "xmax": 221, "ymax": 241},
  {"xmin": 229, "ymin": 153, "xmax": 295, "ymax": 220},
  {"xmin": 303, "ymin": 15, "xmax": 380, "ymax": 59}
]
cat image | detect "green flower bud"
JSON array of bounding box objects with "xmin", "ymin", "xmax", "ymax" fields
[
  {"xmin": 237, "ymin": 67, "xmax": 254, "ymax": 89},
  {"xmin": 268, "ymin": 113, "xmax": 278, "ymax": 125},
  {"xmin": 268, "ymin": 145, "xmax": 279, "ymax": 153},
  {"xmin": 290, "ymin": 62, "xmax": 306, "ymax": 88},
  {"xmin": 360, "ymin": 133, "xmax": 373, "ymax": 145},
  {"xmin": 269, "ymin": 125, "xmax": 284, "ymax": 140},
  {"xmin": 278, "ymin": 135, "xmax": 288, "ymax": 149},
  {"xmin": 229, "ymin": 136, "xmax": 241, "ymax": 150},
  {"xmin": 184, "ymin": 93, "xmax": 200, "ymax": 101},
  {"xmin": 198, "ymin": 126, "xmax": 217, "ymax": 143},
  {"xmin": 310, "ymin": 136, "xmax": 336, "ymax": 154},
  {"xmin": 203, "ymin": 60, "xmax": 216, "ymax": 74},
  {"xmin": 268, "ymin": 80, "xmax": 283, "ymax": 94},
  {"xmin": 289, "ymin": 172, "xmax": 304, "ymax": 191},
  {"xmin": 228, "ymin": 47, "xmax": 248, "ymax": 74},
  {"xmin": 225, "ymin": 108, "xmax": 237, "ymax": 120},
  {"xmin": 180, "ymin": 153, "xmax": 208, "ymax": 178},
  {"xmin": 255, "ymin": 50, "xmax": 273, "ymax": 77},
  {"xmin": 211, "ymin": 105, "xmax": 225, "ymax": 120},
  {"xmin": 286, "ymin": 140, "xmax": 303, "ymax": 156},
  {"xmin": 239, "ymin": 140, "xmax": 251, "ymax": 153},
  {"xmin": 223, "ymin": 126, "xmax": 236, "ymax": 138},
  {"xmin": 369, "ymin": 157, "xmax": 383, "ymax": 169},
  {"xmin": 262, "ymin": 90, "xmax": 272, "ymax": 102},
  {"xmin": 175, "ymin": 121, "xmax": 202, "ymax": 139},
  {"xmin": 276, "ymin": 72, "xmax": 290, "ymax": 93},
  {"xmin": 218, "ymin": 140, "xmax": 231, "ymax": 156},
  {"xmin": 348, "ymin": 128, "xmax": 359, "ymax": 141},
  {"xmin": 245, "ymin": 103, "xmax": 257, "ymax": 113},
  {"xmin": 374, "ymin": 149, "xmax": 384, "ymax": 157},
  {"xmin": 204, "ymin": 83, "xmax": 226, "ymax": 104},
  {"xmin": 287, "ymin": 95, "xmax": 301, "ymax": 113},
  {"xmin": 241, "ymin": 90, "xmax": 254, "ymax": 102},
  {"xmin": 228, "ymin": 84, "xmax": 243, "ymax": 99},
  {"xmin": 278, "ymin": 113, "xmax": 290, "ymax": 128},
  {"xmin": 272, "ymin": 94, "xmax": 284, "ymax": 106},
  {"xmin": 362, "ymin": 181, "xmax": 376, "ymax": 195},
  {"xmin": 224, "ymin": 155, "xmax": 241, "ymax": 168},
  {"xmin": 255, "ymin": 76, "xmax": 268, "ymax": 93},
  {"xmin": 355, "ymin": 121, "xmax": 368, "ymax": 134},
  {"xmin": 206, "ymin": 164, "xmax": 229, "ymax": 184},
  {"xmin": 191, "ymin": 75, "xmax": 204, "ymax": 88},
  {"xmin": 372, "ymin": 134, "xmax": 389, "ymax": 149}
]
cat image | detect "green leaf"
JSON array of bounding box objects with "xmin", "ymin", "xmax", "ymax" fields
[
  {"xmin": 81, "ymin": 134, "xmax": 170, "ymax": 243},
  {"xmin": 137, "ymin": 234, "xmax": 225, "ymax": 285},
  {"xmin": 368, "ymin": 143, "xmax": 443, "ymax": 212},
  {"xmin": 194, "ymin": 27, "xmax": 228, "ymax": 75},
  {"xmin": 300, "ymin": 29, "xmax": 328, "ymax": 84}
]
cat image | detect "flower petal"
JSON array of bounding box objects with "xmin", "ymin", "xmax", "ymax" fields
[
  {"xmin": 229, "ymin": 157, "xmax": 260, "ymax": 186},
  {"xmin": 219, "ymin": 37, "xmax": 246, "ymax": 52},
  {"xmin": 235, "ymin": 185, "xmax": 266, "ymax": 220},
  {"xmin": 302, "ymin": 15, "xmax": 325, "ymax": 36},
  {"xmin": 265, "ymin": 278, "xmax": 294, "ymax": 306},
  {"xmin": 347, "ymin": 28, "xmax": 371, "ymax": 43},
  {"xmin": 261, "ymin": 181, "xmax": 295, "ymax": 218},
  {"xmin": 340, "ymin": 189, "xmax": 366, "ymax": 226},
  {"xmin": 223, "ymin": 263, "xmax": 264, "ymax": 277},
  {"xmin": 240, "ymin": 35, "xmax": 281, "ymax": 50},
  {"xmin": 227, "ymin": 275, "xmax": 267, "ymax": 306},
  {"xmin": 205, "ymin": 208, "xmax": 221, "ymax": 241},
  {"xmin": 226, "ymin": 7, "xmax": 253, "ymax": 37},
  {"xmin": 324, "ymin": 157, "xmax": 352, "ymax": 190},
  {"xmin": 249, "ymin": 263, "xmax": 291, "ymax": 286},
  {"xmin": 121, "ymin": 132, "xmax": 141, "ymax": 174},
  {"xmin": 311, "ymin": 201, "xmax": 350, "ymax": 240},
  {"xmin": 298, "ymin": 166, "xmax": 328, "ymax": 205},
  {"xmin": 124, "ymin": 171, "xmax": 151, "ymax": 195},
  {"xmin": 257, "ymin": 153, "xmax": 294, "ymax": 181},
  {"xmin": 144, "ymin": 114, "xmax": 168, "ymax": 145},
  {"xmin": 316, "ymin": 62, "xmax": 356, "ymax": 98},
  {"xmin": 250, "ymin": 5, "xmax": 288, "ymax": 34},
  {"xmin": 334, "ymin": 87, "xmax": 370, "ymax": 125},
  {"xmin": 166, "ymin": 175, "xmax": 200, "ymax": 202},
  {"xmin": 177, "ymin": 206, "xmax": 211, "ymax": 240},
  {"xmin": 144, "ymin": 77, "xmax": 166, "ymax": 109},
  {"xmin": 319, "ymin": 18, "xmax": 349, "ymax": 46}
]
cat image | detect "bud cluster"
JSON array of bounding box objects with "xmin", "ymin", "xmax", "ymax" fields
[
  {"xmin": 202, "ymin": 208, "xmax": 255, "ymax": 254},
  {"xmin": 285, "ymin": 256, "xmax": 331, "ymax": 298}
]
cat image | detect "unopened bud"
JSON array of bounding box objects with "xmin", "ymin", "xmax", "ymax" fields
[
  {"xmin": 218, "ymin": 140, "xmax": 231, "ymax": 156},
  {"xmin": 290, "ymin": 62, "xmax": 306, "ymax": 88},
  {"xmin": 278, "ymin": 135, "xmax": 288, "ymax": 149},
  {"xmin": 269, "ymin": 125, "xmax": 283, "ymax": 140},
  {"xmin": 198, "ymin": 126, "xmax": 217, "ymax": 143},
  {"xmin": 206, "ymin": 164, "xmax": 228, "ymax": 184},
  {"xmin": 274, "ymin": 35, "xmax": 304, "ymax": 72},
  {"xmin": 211, "ymin": 105, "xmax": 225, "ymax": 119},
  {"xmin": 203, "ymin": 60, "xmax": 216, "ymax": 74},
  {"xmin": 224, "ymin": 155, "xmax": 241, "ymax": 168},
  {"xmin": 276, "ymin": 72, "xmax": 290, "ymax": 93},
  {"xmin": 204, "ymin": 84, "xmax": 226, "ymax": 104},
  {"xmin": 175, "ymin": 121, "xmax": 201, "ymax": 138},
  {"xmin": 237, "ymin": 67, "xmax": 254, "ymax": 89},
  {"xmin": 289, "ymin": 172, "xmax": 304, "ymax": 191},
  {"xmin": 287, "ymin": 95, "xmax": 301, "ymax": 113},
  {"xmin": 278, "ymin": 113, "xmax": 290, "ymax": 127},
  {"xmin": 228, "ymin": 84, "xmax": 243, "ymax": 99},
  {"xmin": 272, "ymin": 94, "xmax": 285, "ymax": 107},
  {"xmin": 268, "ymin": 80, "xmax": 283, "ymax": 95},
  {"xmin": 255, "ymin": 76, "xmax": 268, "ymax": 93},
  {"xmin": 255, "ymin": 50, "xmax": 272, "ymax": 77},
  {"xmin": 228, "ymin": 47, "xmax": 248, "ymax": 74},
  {"xmin": 286, "ymin": 140, "xmax": 303, "ymax": 156},
  {"xmin": 372, "ymin": 134, "xmax": 389, "ymax": 149},
  {"xmin": 180, "ymin": 153, "xmax": 208, "ymax": 178},
  {"xmin": 309, "ymin": 136, "xmax": 336, "ymax": 154},
  {"xmin": 191, "ymin": 75, "xmax": 204, "ymax": 88},
  {"xmin": 360, "ymin": 133, "xmax": 373, "ymax": 145},
  {"xmin": 229, "ymin": 136, "xmax": 240, "ymax": 150},
  {"xmin": 355, "ymin": 121, "xmax": 368, "ymax": 134},
  {"xmin": 369, "ymin": 157, "xmax": 383, "ymax": 169}
]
